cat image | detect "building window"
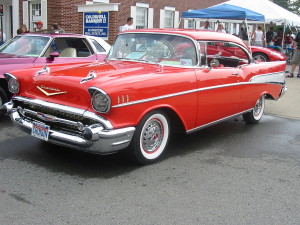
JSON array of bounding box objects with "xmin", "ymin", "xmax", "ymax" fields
[
  {"xmin": 136, "ymin": 7, "xmax": 148, "ymax": 29},
  {"xmin": 31, "ymin": 2, "xmax": 41, "ymax": 31},
  {"xmin": 187, "ymin": 20, "xmax": 195, "ymax": 29},
  {"xmin": 31, "ymin": 3, "xmax": 41, "ymax": 21},
  {"xmin": 164, "ymin": 10, "xmax": 174, "ymax": 28},
  {"xmin": 160, "ymin": 6, "xmax": 178, "ymax": 28}
]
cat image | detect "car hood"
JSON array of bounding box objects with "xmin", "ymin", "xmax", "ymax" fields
[
  {"xmin": 0, "ymin": 53, "xmax": 36, "ymax": 75},
  {"xmin": 10, "ymin": 60, "xmax": 163, "ymax": 111}
]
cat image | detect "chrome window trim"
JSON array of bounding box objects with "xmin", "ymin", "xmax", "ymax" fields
[
  {"xmin": 198, "ymin": 40, "xmax": 252, "ymax": 64},
  {"xmin": 112, "ymin": 70, "xmax": 285, "ymax": 108},
  {"xmin": 12, "ymin": 96, "xmax": 113, "ymax": 129}
]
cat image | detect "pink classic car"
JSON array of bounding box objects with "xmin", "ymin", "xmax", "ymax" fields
[
  {"xmin": 0, "ymin": 33, "xmax": 110, "ymax": 107},
  {"xmin": 1, "ymin": 29, "xmax": 286, "ymax": 164}
]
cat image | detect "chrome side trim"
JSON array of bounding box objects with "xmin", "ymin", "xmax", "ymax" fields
[
  {"xmin": 187, "ymin": 109, "xmax": 252, "ymax": 134},
  {"xmin": 113, "ymin": 71, "xmax": 285, "ymax": 108},
  {"xmin": 12, "ymin": 96, "xmax": 113, "ymax": 129},
  {"xmin": 249, "ymin": 71, "xmax": 285, "ymax": 84}
]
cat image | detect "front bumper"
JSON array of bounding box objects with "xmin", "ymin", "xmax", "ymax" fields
[{"xmin": 2, "ymin": 101, "xmax": 135, "ymax": 154}]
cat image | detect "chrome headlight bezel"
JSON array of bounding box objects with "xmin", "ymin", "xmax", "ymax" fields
[
  {"xmin": 4, "ymin": 73, "xmax": 20, "ymax": 94},
  {"xmin": 88, "ymin": 87, "xmax": 111, "ymax": 113}
]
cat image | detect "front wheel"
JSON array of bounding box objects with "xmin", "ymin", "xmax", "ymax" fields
[
  {"xmin": 128, "ymin": 110, "xmax": 170, "ymax": 165},
  {"xmin": 243, "ymin": 95, "xmax": 265, "ymax": 124}
]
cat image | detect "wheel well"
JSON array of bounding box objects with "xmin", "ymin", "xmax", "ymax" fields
[
  {"xmin": 157, "ymin": 107, "xmax": 186, "ymax": 134},
  {"xmin": 264, "ymin": 93, "xmax": 275, "ymax": 100},
  {"xmin": 0, "ymin": 78, "xmax": 12, "ymax": 99}
]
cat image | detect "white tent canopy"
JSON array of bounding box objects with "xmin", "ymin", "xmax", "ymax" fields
[{"xmin": 218, "ymin": 0, "xmax": 300, "ymax": 26}]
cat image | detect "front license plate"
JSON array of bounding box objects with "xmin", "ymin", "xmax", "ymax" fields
[{"xmin": 31, "ymin": 121, "xmax": 50, "ymax": 141}]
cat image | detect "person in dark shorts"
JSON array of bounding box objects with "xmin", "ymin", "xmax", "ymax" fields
[{"xmin": 287, "ymin": 32, "xmax": 300, "ymax": 78}]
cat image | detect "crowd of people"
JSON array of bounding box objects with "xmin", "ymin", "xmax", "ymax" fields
[{"xmin": 15, "ymin": 21, "xmax": 65, "ymax": 35}]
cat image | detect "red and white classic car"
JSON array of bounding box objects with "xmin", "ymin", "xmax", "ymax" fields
[{"xmin": 1, "ymin": 29, "xmax": 287, "ymax": 164}]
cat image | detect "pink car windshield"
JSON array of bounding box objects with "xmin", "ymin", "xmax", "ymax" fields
[{"xmin": 0, "ymin": 36, "xmax": 50, "ymax": 57}]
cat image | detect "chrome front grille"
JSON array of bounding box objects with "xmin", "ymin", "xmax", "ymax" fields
[{"xmin": 13, "ymin": 99, "xmax": 103, "ymax": 133}]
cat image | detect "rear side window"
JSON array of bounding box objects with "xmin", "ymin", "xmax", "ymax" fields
[
  {"xmin": 91, "ymin": 39, "xmax": 106, "ymax": 53},
  {"xmin": 205, "ymin": 41, "xmax": 250, "ymax": 67},
  {"xmin": 43, "ymin": 38, "xmax": 92, "ymax": 57}
]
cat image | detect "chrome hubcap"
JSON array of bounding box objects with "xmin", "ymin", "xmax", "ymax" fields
[
  {"xmin": 253, "ymin": 98, "xmax": 262, "ymax": 117},
  {"xmin": 254, "ymin": 55, "xmax": 266, "ymax": 62},
  {"xmin": 142, "ymin": 119, "xmax": 163, "ymax": 153}
]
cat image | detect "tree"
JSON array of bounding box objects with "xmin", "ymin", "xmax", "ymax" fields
[{"xmin": 273, "ymin": 0, "xmax": 300, "ymax": 14}]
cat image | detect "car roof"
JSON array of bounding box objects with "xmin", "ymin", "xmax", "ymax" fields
[
  {"xmin": 122, "ymin": 28, "xmax": 248, "ymax": 49},
  {"xmin": 19, "ymin": 32, "xmax": 92, "ymax": 39}
]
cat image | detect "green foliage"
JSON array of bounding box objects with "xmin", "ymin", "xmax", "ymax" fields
[{"xmin": 273, "ymin": 0, "xmax": 300, "ymax": 14}]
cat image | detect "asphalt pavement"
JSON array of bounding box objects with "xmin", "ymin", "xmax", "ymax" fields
[{"xmin": 265, "ymin": 64, "xmax": 300, "ymax": 119}]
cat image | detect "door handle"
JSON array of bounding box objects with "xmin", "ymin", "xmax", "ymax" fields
[{"xmin": 231, "ymin": 73, "xmax": 239, "ymax": 76}]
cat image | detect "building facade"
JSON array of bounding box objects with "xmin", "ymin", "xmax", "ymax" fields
[{"xmin": 1, "ymin": 0, "xmax": 226, "ymax": 43}]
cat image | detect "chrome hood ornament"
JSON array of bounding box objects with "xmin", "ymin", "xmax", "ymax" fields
[
  {"xmin": 80, "ymin": 70, "xmax": 97, "ymax": 84},
  {"xmin": 37, "ymin": 85, "xmax": 67, "ymax": 96},
  {"xmin": 35, "ymin": 65, "xmax": 50, "ymax": 77}
]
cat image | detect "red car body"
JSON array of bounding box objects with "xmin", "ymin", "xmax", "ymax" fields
[{"xmin": 1, "ymin": 29, "xmax": 287, "ymax": 164}]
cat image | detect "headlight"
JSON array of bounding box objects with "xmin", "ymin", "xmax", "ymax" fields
[
  {"xmin": 89, "ymin": 87, "xmax": 111, "ymax": 113},
  {"xmin": 4, "ymin": 73, "xmax": 20, "ymax": 94}
]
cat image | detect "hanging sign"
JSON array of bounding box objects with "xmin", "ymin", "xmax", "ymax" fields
[{"xmin": 83, "ymin": 12, "xmax": 109, "ymax": 40}]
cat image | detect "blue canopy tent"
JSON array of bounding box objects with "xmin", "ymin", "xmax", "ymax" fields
[
  {"xmin": 182, "ymin": 4, "xmax": 265, "ymax": 22},
  {"xmin": 181, "ymin": 4, "xmax": 265, "ymax": 47}
]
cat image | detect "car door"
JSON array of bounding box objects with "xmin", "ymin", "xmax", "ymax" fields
[
  {"xmin": 194, "ymin": 41, "xmax": 250, "ymax": 128},
  {"xmin": 34, "ymin": 37, "xmax": 98, "ymax": 66}
]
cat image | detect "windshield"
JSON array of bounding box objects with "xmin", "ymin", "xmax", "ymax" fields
[
  {"xmin": 0, "ymin": 35, "xmax": 50, "ymax": 57},
  {"xmin": 107, "ymin": 33, "xmax": 198, "ymax": 66}
]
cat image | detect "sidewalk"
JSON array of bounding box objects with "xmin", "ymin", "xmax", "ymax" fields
[{"xmin": 265, "ymin": 65, "xmax": 300, "ymax": 119}]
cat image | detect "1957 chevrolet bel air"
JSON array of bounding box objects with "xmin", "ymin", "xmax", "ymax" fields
[{"xmin": 1, "ymin": 29, "xmax": 287, "ymax": 164}]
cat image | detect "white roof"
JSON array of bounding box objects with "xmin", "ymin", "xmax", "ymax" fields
[{"xmin": 220, "ymin": 0, "xmax": 300, "ymax": 26}]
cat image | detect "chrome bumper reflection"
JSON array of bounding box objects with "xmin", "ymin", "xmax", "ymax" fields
[
  {"xmin": 9, "ymin": 108, "xmax": 135, "ymax": 154},
  {"xmin": 278, "ymin": 85, "xmax": 287, "ymax": 99}
]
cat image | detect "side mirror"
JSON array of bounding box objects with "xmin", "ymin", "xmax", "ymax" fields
[{"xmin": 49, "ymin": 52, "xmax": 60, "ymax": 60}]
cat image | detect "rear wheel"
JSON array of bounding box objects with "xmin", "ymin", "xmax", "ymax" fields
[
  {"xmin": 128, "ymin": 110, "xmax": 170, "ymax": 165},
  {"xmin": 252, "ymin": 52, "xmax": 269, "ymax": 62},
  {"xmin": 243, "ymin": 95, "xmax": 265, "ymax": 124}
]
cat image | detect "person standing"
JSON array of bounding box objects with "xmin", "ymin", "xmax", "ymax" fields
[
  {"xmin": 266, "ymin": 27, "xmax": 275, "ymax": 45},
  {"xmin": 35, "ymin": 21, "xmax": 44, "ymax": 32},
  {"xmin": 216, "ymin": 23, "xmax": 226, "ymax": 33},
  {"xmin": 0, "ymin": 29, "xmax": 6, "ymax": 43},
  {"xmin": 199, "ymin": 21, "xmax": 212, "ymax": 31},
  {"xmin": 287, "ymin": 31, "xmax": 300, "ymax": 78},
  {"xmin": 119, "ymin": 17, "xmax": 134, "ymax": 31},
  {"xmin": 252, "ymin": 25, "xmax": 264, "ymax": 46},
  {"xmin": 238, "ymin": 27, "xmax": 248, "ymax": 44}
]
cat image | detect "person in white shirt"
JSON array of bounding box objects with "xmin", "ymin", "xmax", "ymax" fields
[
  {"xmin": 120, "ymin": 17, "xmax": 134, "ymax": 32},
  {"xmin": 216, "ymin": 23, "xmax": 226, "ymax": 33},
  {"xmin": 199, "ymin": 21, "xmax": 212, "ymax": 31},
  {"xmin": 252, "ymin": 25, "xmax": 264, "ymax": 46}
]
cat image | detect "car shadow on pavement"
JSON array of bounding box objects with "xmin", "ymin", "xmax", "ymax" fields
[{"xmin": 1, "ymin": 115, "xmax": 298, "ymax": 179}]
